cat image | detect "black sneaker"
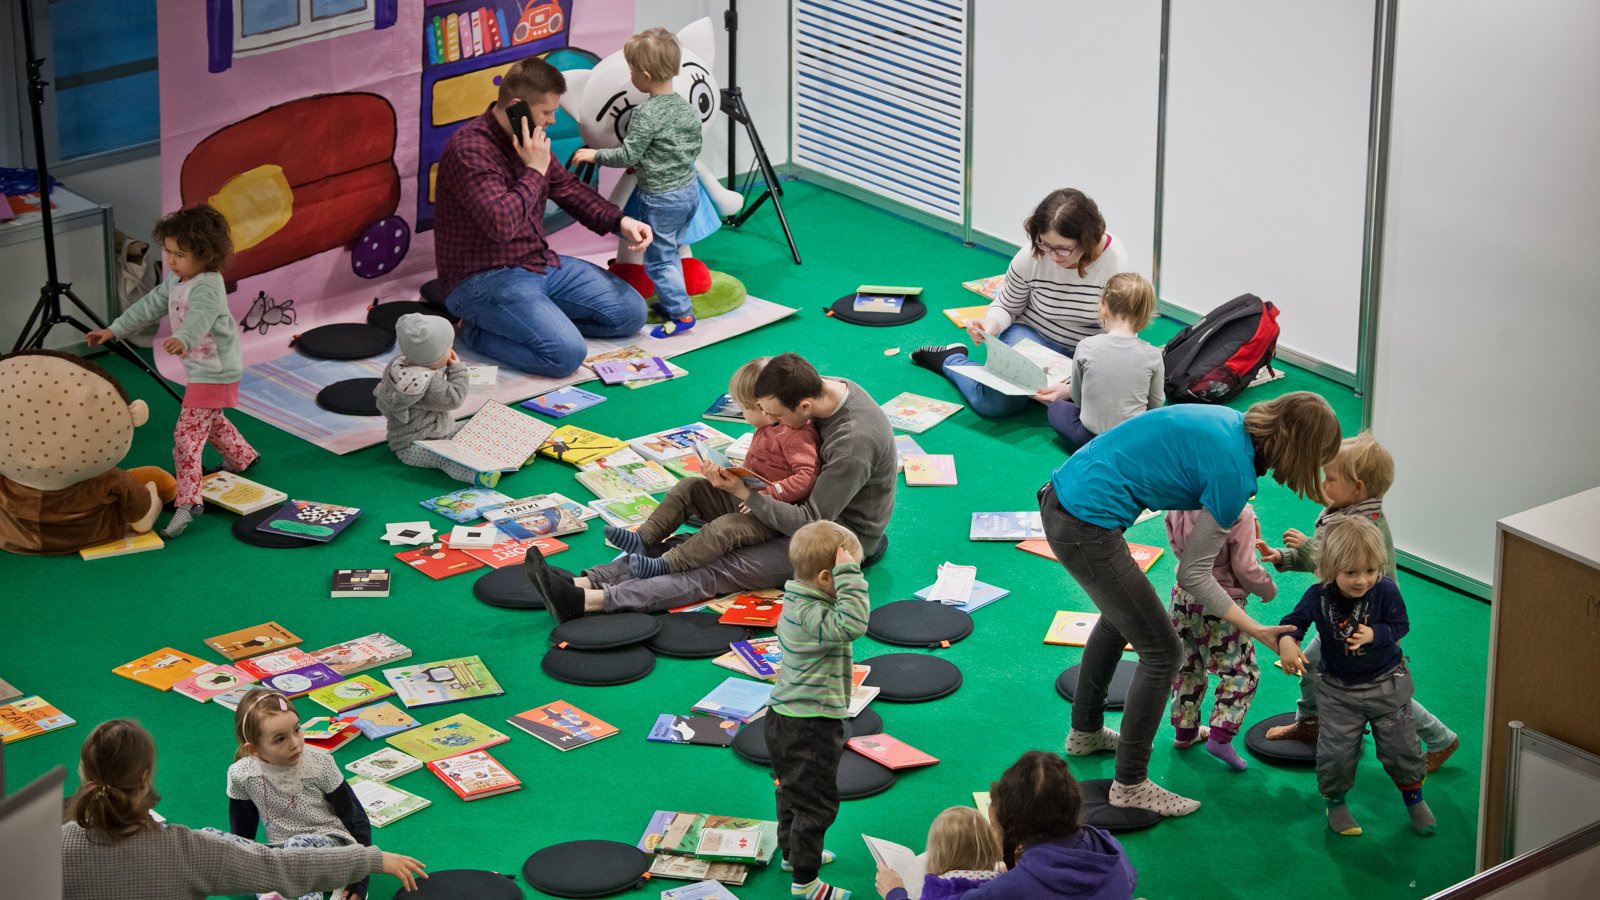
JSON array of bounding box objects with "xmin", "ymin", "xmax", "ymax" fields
[{"xmin": 910, "ymin": 343, "xmax": 970, "ymax": 373}]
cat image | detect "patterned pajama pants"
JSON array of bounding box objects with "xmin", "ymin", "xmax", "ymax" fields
[
  {"xmin": 1168, "ymin": 588, "xmax": 1260, "ymax": 731},
  {"xmin": 202, "ymin": 828, "xmax": 359, "ymax": 900},
  {"xmin": 395, "ymin": 422, "xmax": 486, "ymax": 484},
  {"xmin": 174, "ymin": 408, "xmax": 257, "ymax": 506}
]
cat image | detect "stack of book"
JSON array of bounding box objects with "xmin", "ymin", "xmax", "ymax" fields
[{"xmin": 637, "ymin": 810, "xmax": 781, "ymax": 886}]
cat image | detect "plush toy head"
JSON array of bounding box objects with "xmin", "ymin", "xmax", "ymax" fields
[
  {"xmin": 0, "ymin": 351, "xmax": 150, "ymax": 491},
  {"xmin": 559, "ymin": 17, "xmax": 721, "ymax": 151}
]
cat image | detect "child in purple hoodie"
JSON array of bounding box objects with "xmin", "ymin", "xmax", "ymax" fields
[{"xmin": 876, "ymin": 806, "xmax": 1001, "ymax": 900}]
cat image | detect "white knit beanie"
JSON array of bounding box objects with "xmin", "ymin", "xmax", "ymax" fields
[{"xmin": 396, "ymin": 313, "xmax": 453, "ymax": 365}]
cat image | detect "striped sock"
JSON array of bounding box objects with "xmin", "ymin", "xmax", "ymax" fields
[
  {"xmin": 792, "ymin": 879, "xmax": 850, "ymax": 900},
  {"xmin": 162, "ymin": 504, "xmax": 203, "ymax": 538}
]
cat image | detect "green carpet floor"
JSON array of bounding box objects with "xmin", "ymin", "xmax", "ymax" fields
[{"xmin": 6, "ymin": 181, "xmax": 1487, "ymax": 899}]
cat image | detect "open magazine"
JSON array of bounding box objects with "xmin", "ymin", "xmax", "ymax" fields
[{"xmin": 946, "ymin": 338, "xmax": 1072, "ymax": 396}]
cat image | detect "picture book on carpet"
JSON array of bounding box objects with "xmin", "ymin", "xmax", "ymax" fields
[
  {"xmin": 0, "ymin": 676, "xmax": 20, "ymax": 703},
  {"xmin": 692, "ymin": 678, "xmax": 773, "ymax": 723},
  {"xmin": 717, "ymin": 592, "xmax": 783, "ymax": 628},
  {"xmin": 1016, "ymin": 539, "xmax": 1056, "ymax": 561},
  {"xmin": 538, "ymin": 424, "xmax": 630, "ymax": 466},
  {"xmin": 507, "ymin": 701, "xmax": 618, "ymax": 751},
  {"xmin": 961, "ymin": 273, "xmax": 1006, "ymax": 299},
  {"xmin": 255, "ymin": 500, "xmax": 361, "ymax": 543},
  {"xmin": 481, "ymin": 496, "xmax": 586, "ymax": 540},
  {"xmin": 624, "ymin": 357, "xmax": 688, "ymax": 388},
  {"xmin": 384, "ymin": 655, "xmax": 503, "ymax": 707},
  {"xmin": 419, "ymin": 487, "xmax": 514, "ymax": 523},
  {"xmin": 310, "ymin": 633, "xmax": 412, "ymax": 676},
  {"xmin": 593, "ymin": 355, "xmax": 673, "ymax": 384},
  {"xmin": 724, "ymin": 432, "xmax": 752, "ymax": 461},
  {"xmin": 584, "ymin": 345, "xmax": 685, "ymax": 388},
  {"xmin": 849, "ymin": 683, "xmax": 880, "ymax": 717},
  {"xmin": 114, "ymin": 648, "xmax": 209, "ymax": 691},
  {"xmin": 348, "ymin": 774, "xmax": 431, "ymax": 827},
  {"xmin": 428, "ymin": 750, "xmax": 520, "ymax": 800},
  {"xmin": 893, "ymin": 434, "xmax": 924, "ymax": 470},
  {"xmin": 330, "ymin": 569, "xmax": 390, "ymax": 598},
  {"xmin": 346, "ymin": 747, "xmax": 423, "ymax": 783},
  {"xmin": 78, "ymin": 531, "xmax": 163, "ymax": 560},
  {"xmin": 648, "ymin": 856, "xmax": 749, "ymax": 886},
  {"xmin": 852, "ymin": 284, "xmax": 919, "ymax": 314},
  {"xmin": 631, "ymin": 422, "xmax": 735, "ymax": 463},
  {"xmin": 589, "ymin": 494, "xmax": 661, "ymax": 528},
  {"xmin": 172, "ymin": 665, "xmax": 258, "ymax": 702},
  {"xmin": 942, "ymin": 304, "xmax": 991, "ymax": 329},
  {"xmin": 262, "ymin": 663, "xmax": 344, "ymax": 698},
  {"xmin": 639, "ymin": 809, "xmax": 679, "ymax": 851},
  {"xmin": 703, "ymin": 393, "xmax": 745, "ymax": 423},
  {"xmin": 347, "ymin": 701, "xmax": 420, "ymax": 739},
  {"xmin": 730, "ymin": 639, "xmax": 781, "ymax": 678},
  {"xmin": 212, "ymin": 686, "xmax": 253, "ymax": 710},
  {"xmin": 530, "ymin": 491, "xmax": 600, "ymax": 520},
  {"xmin": 576, "ymin": 460, "xmax": 677, "ymax": 497},
  {"xmin": 970, "ymin": 511, "xmax": 1044, "ymax": 541},
  {"xmin": 1018, "ymin": 539, "xmax": 1163, "ymax": 571},
  {"xmin": 848, "ymin": 733, "xmax": 939, "ymax": 770},
  {"xmin": 301, "ymin": 716, "xmax": 361, "ymax": 751},
  {"xmin": 467, "ymin": 365, "xmax": 497, "ymax": 387},
  {"xmin": 903, "ymin": 453, "xmax": 958, "ymax": 486},
  {"xmin": 660, "ymin": 881, "xmax": 741, "ymax": 900},
  {"xmin": 946, "ymin": 335, "xmax": 1049, "ymax": 396},
  {"xmin": 0, "ymin": 696, "xmax": 75, "ymax": 744},
  {"xmin": 578, "ymin": 447, "xmax": 646, "ymax": 470},
  {"xmin": 306, "ymin": 674, "xmax": 394, "ymax": 713},
  {"xmin": 460, "ymin": 533, "xmax": 568, "ymax": 568},
  {"xmin": 1043, "ymin": 611, "xmax": 1134, "ymax": 650},
  {"xmin": 447, "ymin": 524, "xmax": 499, "ymax": 548},
  {"xmin": 412, "ymin": 400, "xmax": 556, "ymax": 473},
  {"xmin": 881, "ymin": 392, "xmax": 962, "ymax": 433},
  {"xmin": 691, "ymin": 441, "xmax": 772, "ymax": 491},
  {"xmin": 394, "ymin": 540, "xmax": 485, "ymax": 579},
  {"xmin": 200, "ymin": 471, "xmax": 287, "ymax": 515},
  {"xmin": 522, "ymin": 385, "xmax": 606, "ymax": 418},
  {"xmin": 914, "ymin": 579, "xmax": 1010, "ymax": 614},
  {"xmin": 387, "ymin": 713, "xmax": 509, "ymax": 762},
  {"xmin": 203, "ymin": 623, "xmax": 300, "ymax": 661},
  {"xmin": 236, "ymin": 647, "xmax": 317, "ymax": 680},
  {"xmin": 655, "ymin": 813, "xmax": 779, "ymax": 865},
  {"xmin": 647, "ymin": 714, "xmax": 738, "ymax": 747},
  {"xmin": 863, "ymin": 835, "xmax": 929, "ymax": 900}
]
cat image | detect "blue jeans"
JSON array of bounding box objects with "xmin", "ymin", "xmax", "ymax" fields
[
  {"xmin": 446, "ymin": 259, "xmax": 647, "ymax": 376},
  {"xmin": 942, "ymin": 323, "xmax": 1072, "ymax": 418},
  {"xmin": 638, "ymin": 182, "xmax": 701, "ymax": 318},
  {"xmin": 1047, "ymin": 400, "xmax": 1096, "ymax": 448}
]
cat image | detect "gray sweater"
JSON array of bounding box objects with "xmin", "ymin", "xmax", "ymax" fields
[
  {"xmin": 62, "ymin": 822, "xmax": 381, "ymax": 900},
  {"xmin": 1069, "ymin": 333, "xmax": 1164, "ymax": 434},
  {"xmin": 374, "ymin": 356, "xmax": 469, "ymax": 453},
  {"xmin": 744, "ymin": 378, "xmax": 897, "ymax": 555}
]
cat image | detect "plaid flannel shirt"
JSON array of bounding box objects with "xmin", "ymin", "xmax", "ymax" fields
[{"xmin": 434, "ymin": 108, "xmax": 624, "ymax": 296}]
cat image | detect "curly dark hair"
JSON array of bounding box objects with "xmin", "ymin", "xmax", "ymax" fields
[
  {"xmin": 152, "ymin": 204, "xmax": 234, "ymax": 273},
  {"xmin": 990, "ymin": 750, "xmax": 1083, "ymax": 869}
]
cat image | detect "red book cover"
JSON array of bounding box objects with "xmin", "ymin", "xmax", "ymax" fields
[
  {"xmin": 717, "ymin": 593, "xmax": 783, "ymax": 628},
  {"xmin": 427, "ymin": 750, "xmax": 522, "ymax": 801},
  {"xmin": 1020, "ymin": 539, "xmax": 1161, "ymax": 573},
  {"xmin": 459, "ymin": 533, "xmax": 567, "ymax": 569},
  {"xmin": 483, "ymin": 6, "xmax": 503, "ymax": 49},
  {"xmin": 396, "ymin": 539, "xmax": 485, "ymax": 579},
  {"xmin": 847, "ymin": 733, "xmax": 939, "ymax": 770},
  {"xmin": 1016, "ymin": 539, "xmax": 1056, "ymax": 561}
]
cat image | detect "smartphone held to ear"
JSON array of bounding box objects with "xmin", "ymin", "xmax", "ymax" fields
[{"xmin": 508, "ymin": 100, "xmax": 534, "ymax": 144}]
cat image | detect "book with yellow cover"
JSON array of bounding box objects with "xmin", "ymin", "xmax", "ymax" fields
[
  {"xmin": 306, "ymin": 674, "xmax": 395, "ymax": 713},
  {"xmin": 113, "ymin": 648, "xmax": 209, "ymax": 691},
  {"xmin": 387, "ymin": 713, "xmax": 509, "ymax": 761},
  {"xmin": 201, "ymin": 471, "xmax": 287, "ymax": 515},
  {"xmin": 203, "ymin": 622, "xmax": 301, "ymax": 661},
  {"xmin": 79, "ymin": 531, "xmax": 164, "ymax": 560},
  {"xmin": 537, "ymin": 424, "xmax": 629, "ymax": 467},
  {"xmin": 0, "ymin": 696, "xmax": 75, "ymax": 743}
]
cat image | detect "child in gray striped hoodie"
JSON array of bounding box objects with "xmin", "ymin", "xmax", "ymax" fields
[{"xmin": 374, "ymin": 313, "xmax": 497, "ymax": 487}]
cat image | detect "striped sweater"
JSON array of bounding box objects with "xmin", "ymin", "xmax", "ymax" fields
[
  {"xmin": 985, "ymin": 235, "xmax": 1136, "ymax": 350},
  {"xmin": 769, "ymin": 561, "xmax": 871, "ymax": 718},
  {"xmin": 1274, "ymin": 498, "xmax": 1398, "ymax": 579}
]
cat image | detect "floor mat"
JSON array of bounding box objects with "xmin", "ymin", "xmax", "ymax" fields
[{"xmin": 232, "ymin": 295, "xmax": 795, "ymax": 454}]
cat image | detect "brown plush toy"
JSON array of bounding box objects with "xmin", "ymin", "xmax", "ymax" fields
[{"xmin": 0, "ymin": 350, "xmax": 178, "ymax": 555}]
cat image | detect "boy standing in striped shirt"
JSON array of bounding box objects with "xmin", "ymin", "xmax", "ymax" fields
[{"xmin": 765, "ymin": 520, "xmax": 871, "ymax": 900}]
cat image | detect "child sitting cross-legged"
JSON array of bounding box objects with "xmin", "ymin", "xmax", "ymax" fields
[
  {"xmin": 768, "ymin": 520, "xmax": 872, "ymax": 900},
  {"xmin": 1042, "ymin": 272, "xmax": 1164, "ymax": 449},
  {"xmin": 605, "ymin": 356, "xmax": 819, "ymax": 578},
  {"xmin": 1277, "ymin": 516, "xmax": 1436, "ymax": 836},
  {"xmin": 373, "ymin": 313, "xmax": 499, "ymax": 488},
  {"xmin": 874, "ymin": 806, "xmax": 1000, "ymax": 900},
  {"xmin": 1256, "ymin": 432, "xmax": 1460, "ymax": 771}
]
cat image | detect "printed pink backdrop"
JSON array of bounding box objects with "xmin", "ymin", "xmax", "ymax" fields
[{"xmin": 155, "ymin": 0, "xmax": 633, "ymax": 380}]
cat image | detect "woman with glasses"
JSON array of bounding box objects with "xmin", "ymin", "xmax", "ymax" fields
[{"xmin": 911, "ymin": 188, "xmax": 1137, "ymax": 418}]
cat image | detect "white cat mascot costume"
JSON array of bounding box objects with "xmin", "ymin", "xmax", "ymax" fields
[{"xmin": 560, "ymin": 17, "xmax": 743, "ymax": 298}]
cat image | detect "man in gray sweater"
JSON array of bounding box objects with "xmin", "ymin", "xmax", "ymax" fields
[{"xmin": 531, "ymin": 352, "xmax": 897, "ymax": 617}]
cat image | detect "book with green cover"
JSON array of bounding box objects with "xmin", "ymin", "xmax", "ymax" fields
[
  {"xmin": 575, "ymin": 461, "xmax": 677, "ymax": 498},
  {"xmin": 385, "ymin": 713, "xmax": 509, "ymax": 762},
  {"xmin": 588, "ymin": 494, "xmax": 661, "ymax": 528},
  {"xmin": 305, "ymin": 674, "xmax": 394, "ymax": 713},
  {"xmin": 348, "ymin": 774, "xmax": 430, "ymax": 827},
  {"xmin": 382, "ymin": 655, "xmax": 504, "ymax": 708}
]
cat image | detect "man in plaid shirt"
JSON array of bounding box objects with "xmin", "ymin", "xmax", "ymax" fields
[{"xmin": 434, "ymin": 57, "xmax": 655, "ymax": 376}]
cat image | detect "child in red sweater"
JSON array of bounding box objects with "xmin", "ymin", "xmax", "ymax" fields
[{"xmin": 607, "ymin": 356, "xmax": 820, "ymax": 577}]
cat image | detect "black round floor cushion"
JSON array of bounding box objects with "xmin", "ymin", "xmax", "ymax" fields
[
  {"xmin": 420, "ymin": 279, "xmax": 449, "ymax": 307},
  {"xmin": 231, "ymin": 503, "xmax": 319, "ymax": 549},
  {"xmin": 473, "ymin": 566, "xmax": 543, "ymax": 610},
  {"xmin": 315, "ymin": 377, "xmax": 382, "ymax": 417},
  {"xmin": 367, "ymin": 300, "xmax": 450, "ymax": 334},
  {"xmin": 1078, "ymin": 779, "xmax": 1163, "ymax": 833},
  {"xmin": 521, "ymin": 840, "xmax": 650, "ymax": 898},
  {"xmin": 849, "ymin": 707, "xmax": 884, "ymax": 737},
  {"xmin": 1244, "ymin": 712, "xmax": 1318, "ymax": 766},
  {"xmin": 731, "ymin": 715, "xmax": 854, "ymax": 767},
  {"xmin": 293, "ymin": 322, "xmax": 394, "ymax": 360},
  {"xmin": 549, "ymin": 613, "xmax": 660, "ymax": 650},
  {"xmin": 1055, "ymin": 659, "xmax": 1139, "ymax": 711},
  {"xmin": 861, "ymin": 653, "xmax": 962, "ymax": 702},
  {"xmin": 828, "ymin": 293, "xmax": 928, "ymax": 327},
  {"xmin": 866, "ymin": 600, "xmax": 974, "ymax": 648},
  {"xmin": 541, "ymin": 645, "xmax": 656, "ymax": 687},
  {"xmin": 392, "ymin": 869, "xmax": 522, "ymax": 899},
  {"xmin": 838, "ymin": 751, "xmax": 898, "ymax": 799},
  {"xmin": 647, "ymin": 612, "xmax": 749, "ymax": 658}
]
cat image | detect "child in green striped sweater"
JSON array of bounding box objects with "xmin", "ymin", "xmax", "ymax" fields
[{"xmin": 766, "ymin": 520, "xmax": 871, "ymax": 900}]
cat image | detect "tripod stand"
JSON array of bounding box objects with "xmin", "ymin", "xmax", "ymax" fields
[
  {"xmin": 721, "ymin": 1, "xmax": 800, "ymax": 264},
  {"xmin": 8, "ymin": 0, "xmax": 181, "ymax": 402}
]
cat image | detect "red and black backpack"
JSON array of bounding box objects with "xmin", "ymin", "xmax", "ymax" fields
[{"xmin": 1162, "ymin": 293, "xmax": 1280, "ymax": 404}]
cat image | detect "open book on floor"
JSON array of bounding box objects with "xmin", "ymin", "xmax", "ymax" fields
[
  {"xmin": 413, "ymin": 400, "xmax": 556, "ymax": 473},
  {"xmin": 347, "ymin": 774, "xmax": 430, "ymax": 827}
]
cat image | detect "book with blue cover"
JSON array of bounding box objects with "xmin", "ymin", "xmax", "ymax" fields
[
  {"xmin": 691, "ymin": 678, "xmax": 773, "ymax": 723},
  {"xmin": 522, "ymin": 386, "xmax": 606, "ymax": 418},
  {"xmin": 914, "ymin": 580, "xmax": 1011, "ymax": 613},
  {"xmin": 419, "ymin": 487, "xmax": 514, "ymax": 524}
]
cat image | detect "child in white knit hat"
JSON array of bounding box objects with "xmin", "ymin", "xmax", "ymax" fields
[{"xmin": 373, "ymin": 313, "xmax": 498, "ymax": 486}]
